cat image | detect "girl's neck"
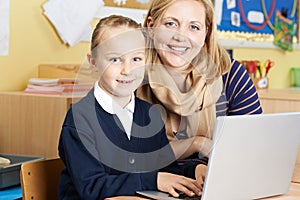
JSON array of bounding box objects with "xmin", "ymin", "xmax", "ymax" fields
[
  {"xmin": 98, "ymin": 82, "xmax": 131, "ymax": 108},
  {"xmin": 112, "ymin": 95, "xmax": 132, "ymax": 108}
]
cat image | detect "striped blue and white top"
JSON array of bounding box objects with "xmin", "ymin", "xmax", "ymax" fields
[{"xmin": 216, "ymin": 59, "xmax": 263, "ymax": 116}]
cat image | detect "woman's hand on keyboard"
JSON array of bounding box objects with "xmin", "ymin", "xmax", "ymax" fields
[{"xmin": 195, "ymin": 164, "xmax": 207, "ymax": 188}]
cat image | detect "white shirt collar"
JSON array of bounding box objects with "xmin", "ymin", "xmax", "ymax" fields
[{"xmin": 93, "ymin": 81, "xmax": 135, "ymax": 114}]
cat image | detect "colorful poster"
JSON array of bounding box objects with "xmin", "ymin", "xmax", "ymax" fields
[
  {"xmin": 274, "ymin": 11, "xmax": 294, "ymax": 51},
  {"xmin": 216, "ymin": 0, "xmax": 298, "ymax": 35}
]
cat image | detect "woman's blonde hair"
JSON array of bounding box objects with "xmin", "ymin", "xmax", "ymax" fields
[
  {"xmin": 91, "ymin": 15, "xmax": 141, "ymax": 56},
  {"xmin": 144, "ymin": 0, "xmax": 231, "ymax": 81}
]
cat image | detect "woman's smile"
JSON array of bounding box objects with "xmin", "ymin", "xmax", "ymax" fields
[{"xmin": 167, "ymin": 44, "xmax": 190, "ymax": 55}]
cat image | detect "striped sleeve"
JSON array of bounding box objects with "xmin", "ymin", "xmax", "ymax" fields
[{"xmin": 216, "ymin": 59, "xmax": 263, "ymax": 116}]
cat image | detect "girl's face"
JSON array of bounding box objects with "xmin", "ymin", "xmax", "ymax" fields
[
  {"xmin": 149, "ymin": 0, "xmax": 207, "ymax": 71},
  {"xmin": 89, "ymin": 27, "xmax": 145, "ymax": 99}
]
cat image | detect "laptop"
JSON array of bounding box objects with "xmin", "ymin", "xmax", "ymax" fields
[{"xmin": 137, "ymin": 112, "xmax": 300, "ymax": 200}]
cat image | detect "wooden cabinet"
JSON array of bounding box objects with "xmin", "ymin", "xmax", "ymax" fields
[
  {"xmin": 258, "ymin": 89, "xmax": 300, "ymax": 113},
  {"xmin": 0, "ymin": 92, "xmax": 84, "ymax": 159}
]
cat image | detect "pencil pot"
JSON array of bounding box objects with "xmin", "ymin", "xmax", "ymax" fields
[
  {"xmin": 290, "ymin": 67, "xmax": 300, "ymax": 87},
  {"xmin": 252, "ymin": 77, "xmax": 268, "ymax": 89}
]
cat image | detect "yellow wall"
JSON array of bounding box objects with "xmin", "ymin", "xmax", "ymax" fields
[
  {"xmin": 1, "ymin": 0, "xmax": 300, "ymax": 91},
  {"xmin": 0, "ymin": 0, "xmax": 90, "ymax": 91}
]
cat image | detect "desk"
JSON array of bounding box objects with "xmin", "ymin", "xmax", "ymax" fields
[
  {"xmin": 263, "ymin": 183, "xmax": 300, "ymax": 199},
  {"xmin": 0, "ymin": 92, "xmax": 84, "ymax": 159},
  {"xmin": 2, "ymin": 183, "xmax": 297, "ymax": 200},
  {"xmin": 2, "ymin": 184, "xmax": 298, "ymax": 200},
  {"xmin": 293, "ymin": 162, "xmax": 300, "ymax": 184},
  {"xmin": 105, "ymin": 183, "xmax": 300, "ymax": 199}
]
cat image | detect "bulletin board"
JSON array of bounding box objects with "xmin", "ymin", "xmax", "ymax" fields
[
  {"xmin": 215, "ymin": 0, "xmax": 300, "ymax": 46},
  {"xmin": 216, "ymin": 0, "xmax": 298, "ymax": 34}
]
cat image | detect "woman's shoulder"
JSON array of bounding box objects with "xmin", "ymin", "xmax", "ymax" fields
[
  {"xmin": 222, "ymin": 59, "xmax": 245, "ymax": 76},
  {"xmin": 222, "ymin": 59, "xmax": 248, "ymax": 82}
]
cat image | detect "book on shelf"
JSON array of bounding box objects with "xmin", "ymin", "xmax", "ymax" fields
[
  {"xmin": 28, "ymin": 78, "xmax": 59, "ymax": 86},
  {"xmin": 24, "ymin": 78, "xmax": 93, "ymax": 95}
]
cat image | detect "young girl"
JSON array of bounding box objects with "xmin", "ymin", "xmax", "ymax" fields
[{"xmin": 58, "ymin": 15, "xmax": 203, "ymax": 199}]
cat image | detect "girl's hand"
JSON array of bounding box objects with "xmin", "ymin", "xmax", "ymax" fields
[{"xmin": 157, "ymin": 172, "xmax": 202, "ymax": 198}]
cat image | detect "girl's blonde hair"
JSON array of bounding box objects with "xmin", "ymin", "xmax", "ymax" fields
[
  {"xmin": 144, "ymin": 0, "xmax": 231, "ymax": 81},
  {"xmin": 91, "ymin": 15, "xmax": 141, "ymax": 55}
]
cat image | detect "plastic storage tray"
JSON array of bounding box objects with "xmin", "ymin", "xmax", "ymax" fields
[{"xmin": 0, "ymin": 154, "xmax": 44, "ymax": 189}]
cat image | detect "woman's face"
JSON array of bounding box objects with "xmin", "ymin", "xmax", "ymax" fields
[{"xmin": 149, "ymin": 0, "xmax": 207, "ymax": 70}]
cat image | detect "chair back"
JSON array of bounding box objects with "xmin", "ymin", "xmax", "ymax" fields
[{"xmin": 20, "ymin": 158, "xmax": 64, "ymax": 200}]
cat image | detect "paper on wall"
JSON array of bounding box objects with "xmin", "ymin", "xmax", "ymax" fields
[
  {"xmin": 215, "ymin": 0, "xmax": 224, "ymax": 26},
  {"xmin": 42, "ymin": 0, "xmax": 104, "ymax": 46},
  {"xmin": 231, "ymin": 11, "xmax": 240, "ymax": 27},
  {"xmin": 226, "ymin": 0, "xmax": 236, "ymax": 10},
  {"xmin": 0, "ymin": 0, "xmax": 9, "ymax": 56},
  {"xmin": 247, "ymin": 11, "xmax": 264, "ymax": 24}
]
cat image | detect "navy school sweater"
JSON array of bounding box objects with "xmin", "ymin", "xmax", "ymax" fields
[{"xmin": 58, "ymin": 90, "xmax": 204, "ymax": 200}]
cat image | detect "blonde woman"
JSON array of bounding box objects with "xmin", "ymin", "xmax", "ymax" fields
[{"xmin": 137, "ymin": 0, "xmax": 262, "ymax": 170}]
